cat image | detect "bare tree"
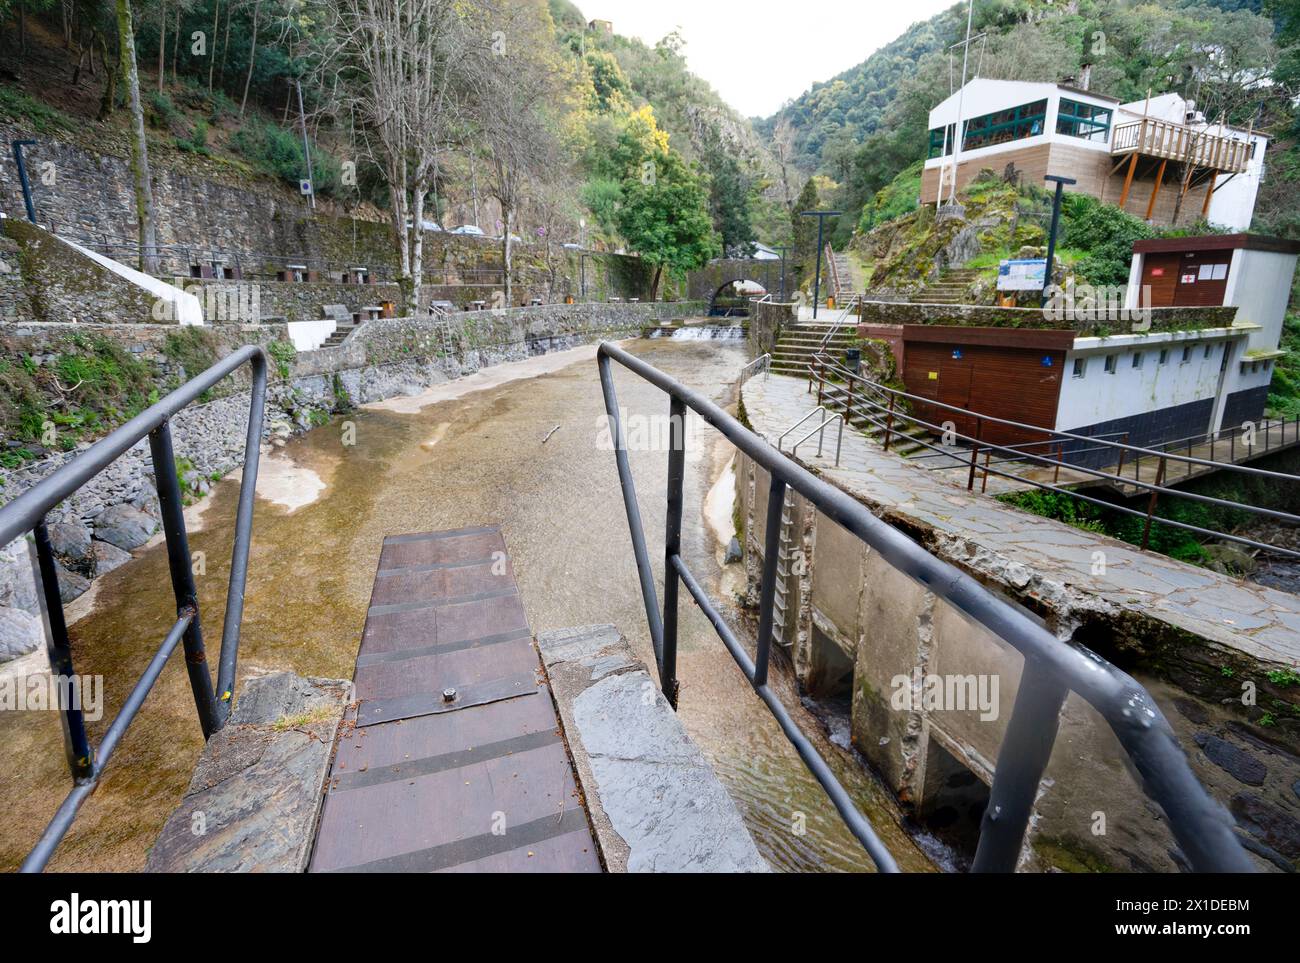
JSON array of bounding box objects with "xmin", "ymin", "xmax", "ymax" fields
[
  {"xmin": 464, "ymin": 1, "xmax": 565, "ymax": 305},
  {"xmin": 310, "ymin": 0, "xmax": 474, "ymax": 316}
]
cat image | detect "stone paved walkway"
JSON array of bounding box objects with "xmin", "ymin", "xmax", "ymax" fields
[{"xmin": 743, "ymin": 373, "xmax": 1300, "ymax": 666}]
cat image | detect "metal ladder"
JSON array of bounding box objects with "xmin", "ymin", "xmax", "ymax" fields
[{"xmin": 771, "ymin": 487, "xmax": 798, "ymax": 651}]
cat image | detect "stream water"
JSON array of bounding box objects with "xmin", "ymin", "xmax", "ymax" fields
[{"xmin": 0, "ymin": 338, "xmax": 933, "ymax": 873}]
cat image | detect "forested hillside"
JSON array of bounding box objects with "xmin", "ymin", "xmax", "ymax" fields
[
  {"xmin": 0, "ymin": 0, "xmax": 785, "ymax": 308},
  {"xmin": 762, "ymin": 0, "xmax": 1300, "ymax": 247}
]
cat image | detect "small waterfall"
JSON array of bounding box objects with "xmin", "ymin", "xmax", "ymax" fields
[{"xmin": 648, "ymin": 325, "xmax": 747, "ymax": 341}]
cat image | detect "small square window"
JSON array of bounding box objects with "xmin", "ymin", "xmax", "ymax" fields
[
  {"xmin": 1265, "ymin": 361, "xmax": 1273, "ymax": 373},
  {"xmin": 1182, "ymin": 345, "xmax": 1194, "ymax": 364},
  {"xmin": 1204, "ymin": 344, "xmax": 1214, "ymax": 360},
  {"xmin": 1072, "ymin": 358, "xmax": 1087, "ymax": 378},
  {"xmin": 1159, "ymin": 349, "xmax": 1170, "ymax": 365},
  {"xmin": 1132, "ymin": 352, "xmax": 1143, "ymax": 369},
  {"xmin": 1104, "ymin": 354, "xmax": 1118, "ymax": 374}
]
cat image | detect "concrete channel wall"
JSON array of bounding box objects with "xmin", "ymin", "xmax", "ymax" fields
[{"xmin": 734, "ymin": 449, "xmax": 1300, "ymax": 873}]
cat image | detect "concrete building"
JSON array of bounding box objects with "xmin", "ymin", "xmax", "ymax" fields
[
  {"xmin": 922, "ymin": 78, "xmax": 1265, "ymax": 229},
  {"xmin": 858, "ymin": 235, "xmax": 1299, "ymax": 458}
]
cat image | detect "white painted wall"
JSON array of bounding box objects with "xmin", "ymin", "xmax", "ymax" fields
[
  {"xmin": 1056, "ymin": 329, "xmax": 1246, "ymax": 432},
  {"xmin": 1223, "ymin": 248, "xmax": 1296, "ymax": 353},
  {"xmin": 286, "ymin": 319, "xmax": 338, "ymax": 351},
  {"xmin": 925, "ymin": 79, "xmax": 1120, "ymax": 176},
  {"xmin": 60, "ymin": 234, "xmax": 204, "ymax": 325}
]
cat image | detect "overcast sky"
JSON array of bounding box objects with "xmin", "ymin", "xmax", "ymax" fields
[{"xmin": 581, "ymin": 0, "xmax": 958, "ymax": 118}]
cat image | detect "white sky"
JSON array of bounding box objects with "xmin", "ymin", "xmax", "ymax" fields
[{"xmin": 581, "ymin": 0, "xmax": 957, "ymax": 118}]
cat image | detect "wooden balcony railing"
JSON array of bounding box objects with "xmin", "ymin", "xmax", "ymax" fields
[{"xmin": 1111, "ymin": 118, "xmax": 1250, "ymax": 174}]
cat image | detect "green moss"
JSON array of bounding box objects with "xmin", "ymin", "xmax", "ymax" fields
[{"xmin": 1033, "ymin": 835, "xmax": 1116, "ymax": 874}]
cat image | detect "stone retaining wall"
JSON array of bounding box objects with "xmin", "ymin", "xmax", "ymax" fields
[{"xmin": 749, "ymin": 299, "xmax": 796, "ymax": 355}]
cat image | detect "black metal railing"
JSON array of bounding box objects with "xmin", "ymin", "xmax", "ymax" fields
[
  {"xmin": 807, "ymin": 352, "xmax": 1300, "ymax": 558},
  {"xmin": 5, "ymin": 346, "xmax": 269, "ymax": 872},
  {"xmin": 597, "ymin": 340, "xmax": 1253, "ymax": 873}
]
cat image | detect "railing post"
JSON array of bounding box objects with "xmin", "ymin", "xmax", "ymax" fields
[
  {"xmin": 816, "ymin": 364, "xmax": 825, "ymax": 408},
  {"xmin": 972, "ymin": 660, "xmax": 1068, "ymax": 872},
  {"xmin": 883, "ymin": 394, "xmax": 897, "ymax": 452},
  {"xmin": 845, "ymin": 374, "xmax": 855, "ymax": 428},
  {"xmin": 32, "ymin": 521, "xmax": 95, "ymax": 782},
  {"xmin": 967, "ymin": 420, "xmax": 984, "ymax": 492},
  {"xmin": 660, "ymin": 397, "xmax": 686, "ymax": 708},
  {"xmin": 149, "ymin": 421, "xmax": 221, "ymax": 739},
  {"xmin": 1141, "ymin": 457, "xmax": 1167, "ymax": 552},
  {"xmin": 1054, "ymin": 443, "xmax": 1063, "ymax": 485},
  {"xmin": 754, "ymin": 474, "xmax": 787, "ymax": 687},
  {"xmin": 982, "ymin": 448, "xmax": 992, "ymax": 494},
  {"xmin": 1115, "ymin": 435, "xmax": 1126, "ymax": 479}
]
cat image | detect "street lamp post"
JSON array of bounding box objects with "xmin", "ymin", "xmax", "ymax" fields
[
  {"xmin": 1041, "ymin": 175, "xmax": 1077, "ymax": 307},
  {"xmin": 11, "ymin": 140, "xmax": 38, "ymax": 224},
  {"xmin": 800, "ymin": 211, "xmax": 841, "ymax": 320},
  {"xmin": 771, "ymin": 244, "xmax": 790, "ymax": 302}
]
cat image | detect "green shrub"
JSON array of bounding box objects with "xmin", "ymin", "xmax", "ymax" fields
[
  {"xmin": 230, "ymin": 117, "xmax": 341, "ymax": 196},
  {"xmin": 1060, "ymin": 193, "xmax": 1155, "ymax": 288}
]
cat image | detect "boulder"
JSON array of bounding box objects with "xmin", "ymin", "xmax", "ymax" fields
[
  {"xmin": 1194, "ymin": 733, "xmax": 1267, "ymax": 786},
  {"xmin": 0, "ymin": 606, "xmax": 43, "ymax": 662},
  {"xmin": 47, "ymin": 520, "xmax": 91, "ymax": 561},
  {"xmin": 92, "ymin": 540, "xmax": 133, "ymax": 577},
  {"xmin": 94, "ymin": 504, "xmax": 158, "ymax": 551},
  {"xmin": 1203, "ymin": 543, "xmax": 1258, "ymax": 575},
  {"xmin": 56, "ymin": 562, "xmax": 91, "ymax": 604},
  {"xmin": 0, "ymin": 537, "xmax": 40, "ymax": 616}
]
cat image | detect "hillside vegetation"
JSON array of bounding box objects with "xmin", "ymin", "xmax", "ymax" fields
[
  {"xmin": 0, "ymin": 0, "xmax": 786, "ymax": 309},
  {"xmin": 763, "ymin": 0, "xmax": 1300, "ymax": 248}
]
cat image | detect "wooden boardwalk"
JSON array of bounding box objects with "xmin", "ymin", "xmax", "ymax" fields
[{"xmin": 309, "ymin": 526, "xmax": 601, "ymax": 873}]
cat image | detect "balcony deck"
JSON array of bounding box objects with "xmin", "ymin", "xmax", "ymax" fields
[{"xmin": 1111, "ymin": 118, "xmax": 1251, "ymax": 174}]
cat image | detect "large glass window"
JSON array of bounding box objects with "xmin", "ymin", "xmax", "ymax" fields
[
  {"xmin": 960, "ymin": 99, "xmax": 1047, "ymax": 152},
  {"xmin": 1056, "ymin": 98, "xmax": 1112, "ymax": 142},
  {"xmin": 928, "ymin": 124, "xmax": 955, "ymax": 159}
]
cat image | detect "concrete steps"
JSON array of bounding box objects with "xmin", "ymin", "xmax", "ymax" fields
[
  {"xmin": 321, "ymin": 323, "xmax": 357, "ymax": 348},
  {"xmin": 770, "ymin": 324, "xmax": 857, "ymax": 376},
  {"xmin": 919, "ymin": 268, "xmax": 981, "ymax": 305}
]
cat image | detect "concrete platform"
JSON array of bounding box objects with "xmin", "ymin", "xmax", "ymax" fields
[{"xmin": 539, "ymin": 625, "xmax": 769, "ymax": 873}]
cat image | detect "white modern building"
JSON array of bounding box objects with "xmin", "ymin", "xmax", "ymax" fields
[{"xmin": 922, "ymin": 78, "xmax": 1266, "ymax": 229}]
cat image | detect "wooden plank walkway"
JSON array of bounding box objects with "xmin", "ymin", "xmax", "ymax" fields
[{"xmin": 309, "ymin": 526, "xmax": 601, "ymax": 873}]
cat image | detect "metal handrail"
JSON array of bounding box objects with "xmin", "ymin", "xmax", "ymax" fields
[
  {"xmin": 597, "ymin": 340, "xmax": 1252, "ymax": 873},
  {"xmin": 791, "ymin": 412, "xmax": 844, "ymax": 467},
  {"xmin": 7, "ymin": 345, "xmax": 269, "ymax": 872},
  {"xmin": 778, "ymin": 405, "xmax": 833, "ymax": 451},
  {"xmin": 816, "ymin": 295, "xmax": 862, "ymax": 353},
  {"xmin": 806, "ymin": 354, "xmax": 1300, "ymax": 558},
  {"xmin": 737, "ymin": 354, "xmax": 771, "ymax": 387}
]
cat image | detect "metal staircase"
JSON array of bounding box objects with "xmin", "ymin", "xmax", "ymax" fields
[{"xmin": 770, "ymin": 486, "xmax": 798, "ymax": 651}]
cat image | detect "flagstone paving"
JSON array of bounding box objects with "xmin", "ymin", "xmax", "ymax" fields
[{"xmin": 742, "ymin": 374, "xmax": 1300, "ymax": 667}]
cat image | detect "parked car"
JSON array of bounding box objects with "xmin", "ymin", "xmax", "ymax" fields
[
  {"xmin": 451, "ymin": 225, "xmax": 486, "ymax": 237},
  {"xmin": 404, "ymin": 218, "xmax": 444, "ymax": 232}
]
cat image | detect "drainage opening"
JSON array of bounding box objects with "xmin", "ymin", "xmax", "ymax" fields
[{"xmin": 917, "ymin": 738, "xmax": 990, "ymax": 869}]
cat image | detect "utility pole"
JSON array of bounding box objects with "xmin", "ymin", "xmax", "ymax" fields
[
  {"xmin": 948, "ymin": 0, "xmax": 977, "ymax": 206},
  {"xmin": 295, "ymin": 80, "xmax": 315, "ymax": 211},
  {"xmin": 1042, "ymin": 175, "xmax": 1077, "ymax": 307},
  {"xmin": 800, "ymin": 211, "xmax": 841, "ymax": 320}
]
